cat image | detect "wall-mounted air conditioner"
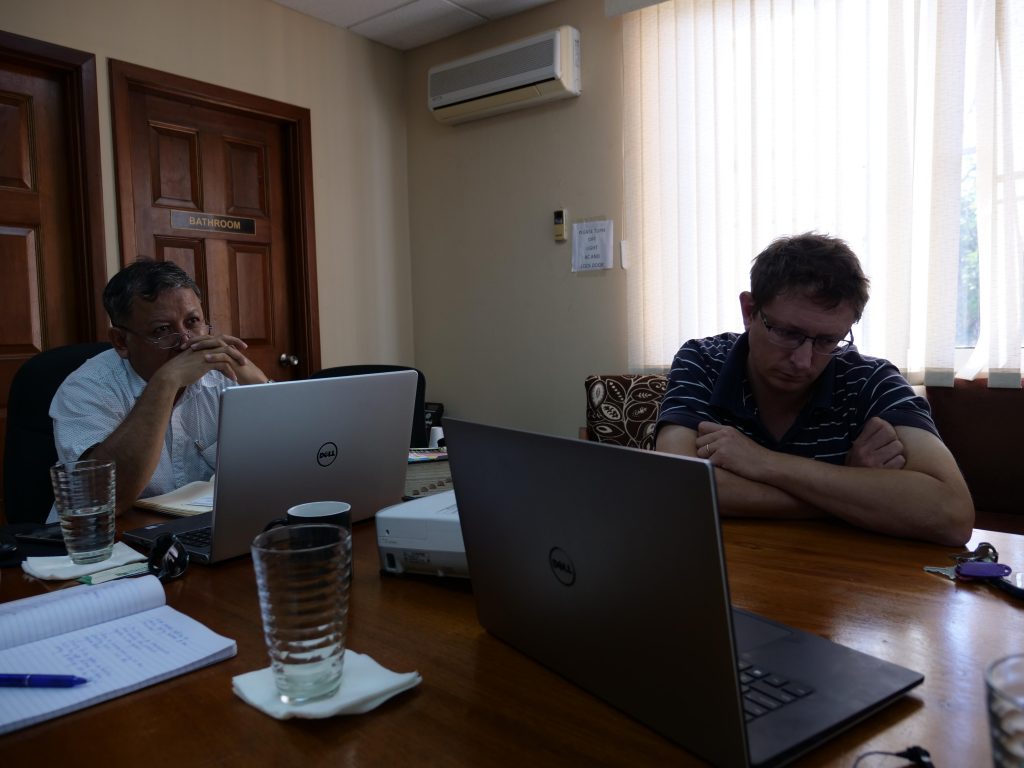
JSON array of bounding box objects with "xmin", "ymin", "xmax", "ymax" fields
[{"xmin": 428, "ymin": 26, "xmax": 581, "ymax": 125}]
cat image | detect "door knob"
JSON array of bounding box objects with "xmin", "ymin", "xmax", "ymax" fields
[{"xmin": 278, "ymin": 353, "xmax": 300, "ymax": 368}]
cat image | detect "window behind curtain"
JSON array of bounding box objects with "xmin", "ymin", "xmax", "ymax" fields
[{"xmin": 622, "ymin": 0, "xmax": 1022, "ymax": 387}]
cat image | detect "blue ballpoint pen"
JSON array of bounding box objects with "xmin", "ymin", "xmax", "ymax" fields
[{"xmin": 0, "ymin": 674, "xmax": 88, "ymax": 688}]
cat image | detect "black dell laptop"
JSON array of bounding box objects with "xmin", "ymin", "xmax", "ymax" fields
[{"xmin": 444, "ymin": 419, "xmax": 923, "ymax": 767}]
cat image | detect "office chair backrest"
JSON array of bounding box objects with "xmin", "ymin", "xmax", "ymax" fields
[
  {"xmin": 584, "ymin": 374, "xmax": 667, "ymax": 450},
  {"xmin": 309, "ymin": 364, "xmax": 428, "ymax": 448},
  {"xmin": 3, "ymin": 342, "xmax": 112, "ymax": 524}
]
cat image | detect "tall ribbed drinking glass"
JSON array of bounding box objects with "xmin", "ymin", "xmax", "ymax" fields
[{"xmin": 251, "ymin": 524, "xmax": 351, "ymax": 704}]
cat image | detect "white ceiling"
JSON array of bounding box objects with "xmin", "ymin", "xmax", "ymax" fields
[{"xmin": 270, "ymin": 0, "xmax": 555, "ymax": 51}]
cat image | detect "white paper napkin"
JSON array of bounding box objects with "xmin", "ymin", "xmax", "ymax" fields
[
  {"xmin": 21, "ymin": 542, "xmax": 147, "ymax": 581},
  {"xmin": 232, "ymin": 650, "xmax": 422, "ymax": 720}
]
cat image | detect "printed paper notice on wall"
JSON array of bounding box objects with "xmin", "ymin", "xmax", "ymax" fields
[{"xmin": 572, "ymin": 220, "xmax": 614, "ymax": 272}]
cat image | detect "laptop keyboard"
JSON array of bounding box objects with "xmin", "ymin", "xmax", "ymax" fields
[
  {"xmin": 178, "ymin": 527, "xmax": 212, "ymax": 549},
  {"xmin": 738, "ymin": 659, "xmax": 814, "ymax": 721}
]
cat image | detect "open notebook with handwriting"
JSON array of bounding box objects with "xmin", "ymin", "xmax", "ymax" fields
[{"xmin": 0, "ymin": 575, "xmax": 235, "ymax": 734}]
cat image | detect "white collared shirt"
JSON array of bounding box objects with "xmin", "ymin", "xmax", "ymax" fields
[{"xmin": 50, "ymin": 348, "xmax": 226, "ymax": 501}]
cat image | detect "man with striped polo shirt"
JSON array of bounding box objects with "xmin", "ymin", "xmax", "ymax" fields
[{"xmin": 655, "ymin": 233, "xmax": 973, "ymax": 546}]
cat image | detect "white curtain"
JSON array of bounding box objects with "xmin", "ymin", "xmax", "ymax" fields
[{"xmin": 622, "ymin": 0, "xmax": 1023, "ymax": 387}]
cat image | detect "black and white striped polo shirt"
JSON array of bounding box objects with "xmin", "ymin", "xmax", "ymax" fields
[{"xmin": 656, "ymin": 332, "xmax": 937, "ymax": 464}]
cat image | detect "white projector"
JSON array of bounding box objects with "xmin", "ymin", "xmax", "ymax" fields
[{"xmin": 375, "ymin": 490, "xmax": 468, "ymax": 578}]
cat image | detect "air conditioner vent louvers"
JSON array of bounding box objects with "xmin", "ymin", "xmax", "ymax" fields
[
  {"xmin": 427, "ymin": 26, "xmax": 580, "ymax": 125},
  {"xmin": 429, "ymin": 39, "xmax": 555, "ymax": 98}
]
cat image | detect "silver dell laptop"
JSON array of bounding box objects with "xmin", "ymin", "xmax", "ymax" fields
[
  {"xmin": 444, "ymin": 418, "xmax": 923, "ymax": 768},
  {"xmin": 124, "ymin": 371, "xmax": 416, "ymax": 564}
]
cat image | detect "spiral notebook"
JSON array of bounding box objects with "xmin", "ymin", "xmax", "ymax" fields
[{"xmin": 0, "ymin": 575, "xmax": 235, "ymax": 734}]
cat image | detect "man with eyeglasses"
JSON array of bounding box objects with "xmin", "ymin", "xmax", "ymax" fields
[
  {"xmin": 655, "ymin": 233, "xmax": 973, "ymax": 546},
  {"xmin": 50, "ymin": 260, "xmax": 271, "ymax": 514}
]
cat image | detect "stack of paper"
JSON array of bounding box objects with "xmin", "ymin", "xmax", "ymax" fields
[{"xmin": 405, "ymin": 449, "xmax": 451, "ymax": 498}]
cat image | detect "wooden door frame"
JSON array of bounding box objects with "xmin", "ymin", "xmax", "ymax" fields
[
  {"xmin": 108, "ymin": 60, "xmax": 321, "ymax": 376},
  {"xmin": 0, "ymin": 30, "xmax": 107, "ymax": 340}
]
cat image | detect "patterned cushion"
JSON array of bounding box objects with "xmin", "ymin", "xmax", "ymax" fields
[{"xmin": 585, "ymin": 374, "xmax": 667, "ymax": 450}]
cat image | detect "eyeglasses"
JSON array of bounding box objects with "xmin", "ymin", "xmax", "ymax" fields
[
  {"xmin": 759, "ymin": 312, "xmax": 853, "ymax": 356},
  {"xmin": 147, "ymin": 532, "xmax": 190, "ymax": 581},
  {"xmin": 115, "ymin": 323, "xmax": 212, "ymax": 349}
]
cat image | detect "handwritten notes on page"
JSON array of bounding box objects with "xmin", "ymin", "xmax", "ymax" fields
[
  {"xmin": 0, "ymin": 572, "xmax": 165, "ymax": 651},
  {"xmin": 0, "ymin": 575, "xmax": 236, "ymax": 735}
]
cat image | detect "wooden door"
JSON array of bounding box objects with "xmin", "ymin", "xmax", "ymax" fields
[
  {"xmin": 0, "ymin": 32, "xmax": 107, "ymax": 522},
  {"xmin": 109, "ymin": 61, "xmax": 320, "ymax": 381}
]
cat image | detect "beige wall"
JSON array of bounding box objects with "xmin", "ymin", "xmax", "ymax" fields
[
  {"xmin": 0, "ymin": 0, "xmax": 415, "ymax": 370},
  {"xmin": 406, "ymin": 0, "xmax": 626, "ymax": 437},
  {"xmin": 3, "ymin": 0, "xmax": 627, "ymax": 438}
]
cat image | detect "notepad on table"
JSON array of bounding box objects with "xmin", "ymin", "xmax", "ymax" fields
[
  {"xmin": 0, "ymin": 575, "xmax": 236, "ymax": 735},
  {"xmin": 135, "ymin": 479, "xmax": 214, "ymax": 516}
]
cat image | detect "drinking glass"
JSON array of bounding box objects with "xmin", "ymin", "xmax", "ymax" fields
[
  {"xmin": 251, "ymin": 524, "xmax": 351, "ymax": 704},
  {"xmin": 987, "ymin": 653, "xmax": 1024, "ymax": 767},
  {"xmin": 50, "ymin": 460, "xmax": 116, "ymax": 564}
]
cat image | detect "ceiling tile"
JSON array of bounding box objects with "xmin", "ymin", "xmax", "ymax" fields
[
  {"xmin": 456, "ymin": 0, "xmax": 551, "ymax": 18},
  {"xmin": 270, "ymin": 0, "xmax": 556, "ymax": 50},
  {"xmin": 350, "ymin": 0, "xmax": 484, "ymax": 51},
  {"xmin": 271, "ymin": 0, "xmax": 409, "ymax": 29}
]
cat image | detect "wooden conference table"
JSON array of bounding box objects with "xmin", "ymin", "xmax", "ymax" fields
[{"xmin": 2, "ymin": 510, "xmax": 1021, "ymax": 766}]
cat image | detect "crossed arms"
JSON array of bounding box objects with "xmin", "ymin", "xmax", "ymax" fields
[{"xmin": 655, "ymin": 417, "xmax": 975, "ymax": 546}]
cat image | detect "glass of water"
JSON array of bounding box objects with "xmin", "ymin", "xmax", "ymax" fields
[
  {"xmin": 251, "ymin": 524, "xmax": 351, "ymax": 704},
  {"xmin": 988, "ymin": 653, "xmax": 1024, "ymax": 767},
  {"xmin": 50, "ymin": 460, "xmax": 116, "ymax": 564}
]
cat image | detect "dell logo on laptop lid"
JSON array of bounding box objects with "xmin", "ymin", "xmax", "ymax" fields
[
  {"xmin": 317, "ymin": 442, "xmax": 338, "ymax": 467},
  {"xmin": 549, "ymin": 547, "xmax": 576, "ymax": 586}
]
